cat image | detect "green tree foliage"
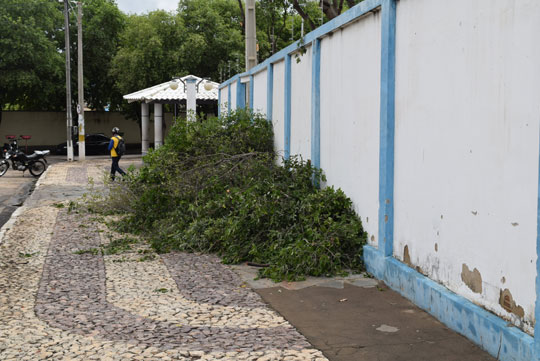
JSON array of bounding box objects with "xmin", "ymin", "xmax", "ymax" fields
[
  {"xmin": 110, "ymin": 11, "xmax": 186, "ymax": 95},
  {"xmin": 0, "ymin": 0, "xmax": 64, "ymax": 111},
  {"xmin": 291, "ymin": 0, "xmax": 365, "ymax": 29},
  {"xmin": 78, "ymin": 0, "xmax": 126, "ymax": 111},
  {"xmin": 0, "ymin": 0, "xmax": 125, "ymax": 113},
  {"xmin": 178, "ymin": 0, "xmax": 244, "ymax": 81},
  {"xmin": 256, "ymin": 0, "xmax": 296, "ymax": 59}
]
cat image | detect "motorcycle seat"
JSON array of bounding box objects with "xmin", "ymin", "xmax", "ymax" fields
[{"xmin": 34, "ymin": 150, "xmax": 50, "ymax": 156}]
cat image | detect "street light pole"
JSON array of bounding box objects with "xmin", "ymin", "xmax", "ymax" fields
[
  {"xmin": 77, "ymin": 1, "xmax": 85, "ymax": 160},
  {"xmin": 63, "ymin": 0, "xmax": 74, "ymax": 161},
  {"xmin": 245, "ymin": 0, "xmax": 257, "ymax": 71}
]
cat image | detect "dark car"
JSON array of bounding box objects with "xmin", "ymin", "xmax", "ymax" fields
[{"xmin": 56, "ymin": 133, "xmax": 111, "ymax": 155}]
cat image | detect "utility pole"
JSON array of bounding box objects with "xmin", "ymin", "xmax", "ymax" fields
[
  {"xmin": 63, "ymin": 0, "xmax": 74, "ymax": 161},
  {"xmin": 77, "ymin": 1, "xmax": 85, "ymax": 160},
  {"xmin": 245, "ymin": 0, "xmax": 257, "ymax": 71}
]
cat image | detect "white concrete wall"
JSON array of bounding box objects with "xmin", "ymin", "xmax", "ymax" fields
[
  {"xmin": 252, "ymin": 70, "xmax": 268, "ymax": 116},
  {"xmin": 272, "ymin": 60, "xmax": 285, "ymax": 157},
  {"xmin": 320, "ymin": 13, "xmax": 382, "ymax": 247},
  {"xmin": 219, "ymin": 87, "xmax": 229, "ymax": 114},
  {"xmin": 394, "ymin": 0, "xmax": 540, "ymax": 333},
  {"xmin": 290, "ymin": 46, "xmax": 312, "ymax": 161},
  {"xmin": 218, "ymin": 0, "xmax": 540, "ymax": 336},
  {"xmin": 229, "ymin": 82, "xmax": 237, "ymax": 112}
]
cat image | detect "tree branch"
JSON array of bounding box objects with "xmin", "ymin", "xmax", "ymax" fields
[
  {"xmin": 321, "ymin": 0, "xmax": 339, "ymax": 19},
  {"xmin": 237, "ymin": 0, "xmax": 246, "ymax": 35},
  {"xmin": 291, "ymin": 0, "xmax": 316, "ymax": 32},
  {"xmin": 338, "ymin": 0, "xmax": 345, "ymax": 15}
]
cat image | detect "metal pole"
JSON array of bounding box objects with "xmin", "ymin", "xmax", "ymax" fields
[
  {"xmin": 245, "ymin": 0, "xmax": 257, "ymax": 71},
  {"xmin": 64, "ymin": 0, "xmax": 74, "ymax": 161},
  {"xmin": 77, "ymin": 1, "xmax": 85, "ymax": 160}
]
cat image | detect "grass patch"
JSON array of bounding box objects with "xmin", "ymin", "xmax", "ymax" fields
[{"xmin": 73, "ymin": 248, "xmax": 100, "ymax": 255}]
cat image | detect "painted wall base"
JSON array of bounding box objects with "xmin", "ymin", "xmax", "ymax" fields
[{"xmin": 363, "ymin": 245, "xmax": 536, "ymax": 361}]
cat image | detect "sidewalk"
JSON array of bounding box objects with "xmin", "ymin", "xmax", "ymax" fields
[{"xmin": 0, "ymin": 159, "xmax": 495, "ymax": 360}]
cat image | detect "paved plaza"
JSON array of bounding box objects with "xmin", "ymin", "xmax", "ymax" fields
[
  {"xmin": 0, "ymin": 158, "xmax": 495, "ymax": 361},
  {"xmin": 0, "ymin": 159, "xmax": 326, "ymax": 360}
]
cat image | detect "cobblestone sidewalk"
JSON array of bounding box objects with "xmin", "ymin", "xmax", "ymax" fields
[{"xmin": 0, "ymin": 160, "xmax": 327, "ymax": 361}]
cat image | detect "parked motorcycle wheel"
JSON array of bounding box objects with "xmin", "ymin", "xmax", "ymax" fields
[
  {"xmin": 29, "ymin": 160, "xmax": 46, "ymax": 177},
  {"xmin": 0, "ymin": 161, "xmax": 8, "ymax": 177}
]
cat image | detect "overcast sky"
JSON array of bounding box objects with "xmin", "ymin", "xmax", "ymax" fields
[{"xmin": 115, "ymin": 0, "xmax": 178, "ymax": 14}]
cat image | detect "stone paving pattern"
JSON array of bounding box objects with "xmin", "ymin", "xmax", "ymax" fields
[{"xmin": 0, "ymin": 160, "xmax": 328, "ymax": 360}]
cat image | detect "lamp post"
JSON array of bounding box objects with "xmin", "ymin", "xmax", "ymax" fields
[
  {"xmin": 77, "ymin": 1, "xmax": 85, "ymax": 161},
  {"xmin": 170, "ymin": 77, "xmax": 214, "ymax": 122},
  {"xmin": 61, "ymin": 0, "xmax": 74, "ymax": 161}
]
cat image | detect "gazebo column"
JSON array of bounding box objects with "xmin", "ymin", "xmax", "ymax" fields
[
  {"xmin": 154, "ymin": 103, "xmax": 163, "ymax": 148},
  {"xmin": 141, "ymin": 102, "xmax": 149, "ymax": 155}
]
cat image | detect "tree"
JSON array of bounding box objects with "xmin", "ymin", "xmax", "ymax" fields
[
  {"xmin": 256, "ymin": 0, "xmax": 295, "ymax": 58},
  {"xmin": 292, "ymin": 0, "xmax": 364, "ymax": 28},
  {"xmin": 177, "ymin": 0, "xmax": 244, "ymax": 81},
  {"xmin": 0, "ymin": 0, "xmax": 65, "ymax": 115},
  {"xmin": 0, "ymin": 0, "xmax": 125, "ymax": 119},
  {"xmin": 238, "ymin": 0, "xmax": 365, "ymax": 58},
  {"xmin": 110, "ymin": 11, "xmax": 188, "ymax": 121},
  {"xmin": 110, "ymin": 11, "xmax": 187, "ymax": 96},
  {"xmin": 77, "ymin": 0, "xmax": 125, "ymax": 111}
]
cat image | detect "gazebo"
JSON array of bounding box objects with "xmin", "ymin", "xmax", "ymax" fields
[{"xmin": 123, "ymin": 75, "xmax": 219, "ymax": 154}]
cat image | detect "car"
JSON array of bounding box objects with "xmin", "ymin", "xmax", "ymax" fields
[{"xmin": 55, "ymin": 133, "xmax": 111, "ymax": 155}]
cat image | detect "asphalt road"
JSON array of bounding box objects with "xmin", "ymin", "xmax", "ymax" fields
[{"xmin": 0, "ymin": 154, "xmax": 115, "ymax": 228}]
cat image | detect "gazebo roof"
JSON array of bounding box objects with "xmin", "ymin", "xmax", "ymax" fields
[{"xmin": 123, "ymin": 75, "xmax": 219, "ymax": 103}]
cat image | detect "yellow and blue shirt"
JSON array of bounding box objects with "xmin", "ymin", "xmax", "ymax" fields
[{"xmin": 108, "ymin": 136, "xmax": 123, "ymax": 157}]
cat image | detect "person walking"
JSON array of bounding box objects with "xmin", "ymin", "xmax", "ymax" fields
[{"xmin": 109, "ymin": 127, "xmax": 126, "ymax": 180}]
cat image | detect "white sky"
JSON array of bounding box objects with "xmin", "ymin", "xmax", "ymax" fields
[{"xmin": 115, "ymin": 0, "xmax": 178, "ymax": 14}]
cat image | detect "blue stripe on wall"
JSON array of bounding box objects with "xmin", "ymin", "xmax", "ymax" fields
[
  {"xmin": 218, "ymin": 89, "xmax": 221, "ymax": 117},
  {"xmin": 249, "ymin": 75, "xmax": 254, "ymax": 109},
  {"xmin": 227, "ymin": 85, "xmax": 231, "ymax": 114},
  {"xmin": 377, "ymin": 0, "xmax": 396, "ymax": 257},
  {"xmin": 311, "ymin": 39, "xmax": 321, "ymax": 170},
  {"xmin": 267, "ymin": 64, "xmax": 274, "ymax": 121},
  {"xmin": 284, "ymin": 55, "xmax": 292, "ymax": 160},
  {"xmin": 236, "ymin": 78, "xmax": 246, "ymax": 109}
]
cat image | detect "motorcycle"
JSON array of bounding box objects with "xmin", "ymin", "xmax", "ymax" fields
[{"xmin": 0, "ymin": 139, "xmax": 50, "ymax": 177}]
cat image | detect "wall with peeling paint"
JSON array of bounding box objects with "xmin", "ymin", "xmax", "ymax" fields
[
  {"xmin": 320, "ymin": 15, "xmax": 382, "ymax": 246},
  {"xmin": 252, "ymin": 71, "xmax": 268, "ymax": 115},
  {"xmin": 393, "ymin": 0, "xmax": 540, "ymax": 334},
  {"xmin": 219, "ymin": 0, "xmax": 540, "ymax": 356}
]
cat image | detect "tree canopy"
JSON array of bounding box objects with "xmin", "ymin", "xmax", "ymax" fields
[
  {"xmin": 78, "ymin": 0, "xmax": 125, "ymax": 111},
  {"xmin": 0, "ymin": 0, "xmax": 64, "ymax": 111},
  {"xmin": 1, "ymin": 0, "xmax": 359, "ymax": 113}
]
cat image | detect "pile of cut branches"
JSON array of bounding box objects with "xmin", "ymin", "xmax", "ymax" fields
[{"xmin": 104, "ymin": 110, "xmax": 366, "ymax": 281}]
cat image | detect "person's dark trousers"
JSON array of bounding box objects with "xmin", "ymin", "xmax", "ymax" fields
[{"xmin": 110, "ymin": 156, "xmax": 126, "ymax": 180}]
